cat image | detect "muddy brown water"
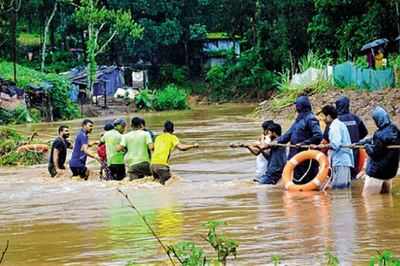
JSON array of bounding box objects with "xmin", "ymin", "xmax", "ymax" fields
[{"xmin": 1, "ymin": 104, "xmax": 400, "ymax": 265}]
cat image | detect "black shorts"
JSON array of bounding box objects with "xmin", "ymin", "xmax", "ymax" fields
[
  {"xmin": 70, "ymin": 166, "xmax": 88, "ymax": 179},
  {"xmin": 151, "ymin": 164, "xmax": 171, "ymax": 185},
  {"xmin": 109, "ymin": 164, "xmax": 126, "ymax": 181}
]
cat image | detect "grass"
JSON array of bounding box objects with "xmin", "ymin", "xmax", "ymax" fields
[
  {"xmin": 298, "ymin": 50, "xmax": 331, "ymax": 73},
  {"xmin": 270, "ymin": 67, "xmax": 331, "ymax": 111},
  {"xmin": 17, "ymin": 32, "xmax": 41, "ymax": 47}
]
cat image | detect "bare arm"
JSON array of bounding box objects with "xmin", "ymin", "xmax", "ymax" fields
[
  {"xmin": 116, "ymin": 144, "xmax": 126, "ymax": 152},
  {"xmin": 148, "ymin": 143, "xmax": 154, "ymax": 151},
  {"xmin": 176, "ymin": 143, "xmax": 199, "ymax": 151},
  {"xmin": 245, "ymin": 144, "xmax": 261, "ymax": 156},
  {"xmin": 52, "ymin": 149, "xmax": 61, "ymax": 170},
  {"xmin": 82, "ymin": 144, "xmax": 99, "ymax": 160}
]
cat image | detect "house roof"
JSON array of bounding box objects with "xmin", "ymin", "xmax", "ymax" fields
[{"xmin": 206, "ymin": 32, "xmax": 240, "ymax": 40}]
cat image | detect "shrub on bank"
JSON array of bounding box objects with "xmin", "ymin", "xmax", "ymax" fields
[
  {"xmin": 206, "ymin": 49, "xmax": 278, "ymax": 101},
  {"xmin": 0, "ymin": 128, "xmax": 45, "ymax": 166},
  {"xmin": 134, "ymin": 84, "xmax": 189, "ymax": 111},
  {"xmin": 153, "ymin": 84, "xmax": 189, "ymax": 111}
]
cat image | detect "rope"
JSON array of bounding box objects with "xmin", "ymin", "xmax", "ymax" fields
[
  {"xmin": 230, "ymin": 142, "xmax": 400, "ymax": 150},
  {"xmin": 293, "ymin": 147, "xmax": 313, "ymax": 184}
]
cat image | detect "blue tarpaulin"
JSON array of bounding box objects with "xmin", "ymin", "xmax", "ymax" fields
[
  {"xmin": 63, "ymin": 66, "xmax": 125, "ymax": 101},
  {"xmin": 333, "ymin": 62, "xmax": 394, "ymax": 90}
]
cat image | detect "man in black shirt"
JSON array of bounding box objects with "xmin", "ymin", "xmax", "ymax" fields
[{"xmin": 48, "ymin": 125, "xmax": 72, "ymax": 177}]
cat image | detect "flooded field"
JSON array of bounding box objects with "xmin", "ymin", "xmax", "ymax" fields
[{"xmin": 0, "ymin": 104, "xmax": 399, "ymax": 265}]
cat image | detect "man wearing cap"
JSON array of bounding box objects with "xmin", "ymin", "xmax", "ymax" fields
[{"xmin": 102, "ymin": 118, "xmax": 127, "ymax": 180}]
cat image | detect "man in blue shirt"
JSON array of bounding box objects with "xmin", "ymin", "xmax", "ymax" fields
[
  {"xmin": 318, "ymin": 105, "xmax": 354, "ymax": 189},
  {"xmin": 69, "ymin": 119, "xmax": 99, "ymax": 180}
]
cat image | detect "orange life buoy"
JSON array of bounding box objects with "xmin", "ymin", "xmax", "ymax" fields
[
  {"xmin": 357, "ymin": 148, "xmax": 368, "ymax": 173},
  {"xmin": 16, "ymin": 144, "xmax": 49, "ymax": 154},
  {"xmin": 282, "ymin": 150, "xmax": 329, "ymax": 191}
]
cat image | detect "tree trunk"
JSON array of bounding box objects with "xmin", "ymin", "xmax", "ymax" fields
[
  {"xmin": 41, "ymin": 2, "xmax": 58, "ymax": 72},
  {"xmin": 12, "ymin": 9, "xmax": 17, "ymax": 82},
  {"xmin": 184, "ymin": 41, "xmax": 189, "ymax": 67}
]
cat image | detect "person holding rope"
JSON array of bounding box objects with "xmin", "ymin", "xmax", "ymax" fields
[
  {"xmin": 69, "ymin": 119, "xmax": 100, "ymax": 180},
  {"xmin": 255, "ymin": 122, "xmax": 287, "ymax": 185},
  {"xmin": 358, "ymin": 106, "xmax": 400, "ymax": 195},
  {"xmin": 102, "ymin": 119, "xmax": 127, "ymax": 180},
  {"xmin": 335, "ymin": 96, "xmax": 368, "ymax": 179},
  {"xmin": 241, "ymin": 120, "xmax": 273, "ymax": 181},
  {"xmin": 276, "ymin": 96, "xmax": 323, "ymax": 184},
  {"xmin": 315, "ymin": 105, "xmax": 354, "ymax": 189}
]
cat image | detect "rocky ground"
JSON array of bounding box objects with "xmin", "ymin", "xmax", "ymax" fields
[{"xmin": 256, "ymin": 88, "xmax": 400, "ymax": 123}]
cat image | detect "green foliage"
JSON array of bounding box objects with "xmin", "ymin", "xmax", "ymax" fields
[
  {"xmin": 0, "ymin": 61, "xmax": 80, "ymax": 121},
  {"xmin": 0, "ymin": 128, "xmax": 44, "ymax": 166},
  {"xmin": 355, "ymin": 56, "xmax": 368, "ymax": 69},
  {"xmin": 74, "ymin": 0, "xmax": 143, "ymax": 92},
  {"xmin": 272, "ymin": 255, "xmax": 281, "ymax": 266},
  {"xmin": 168, "ymin": 220, "xmax": 238, "ymax": 266},
  {"xmin": 168, "ymin": 242, "xmax": 207, "ymax": 266},
  {"xmin": 298, "ymin": 50, "xmax": 331, "ymax": 73},
  {"xmin": 17, "ymin": 32, "xmax": 41, "ymax": 47},
  {"xmin": 153, "ymin": 84, "xmax": 189, "ymax": 111},
  {"xmin": 134, "ymin": 89, "xmax": 155, "ymax": 110},
  {"xmin": 0, "ymin": 106, "xmax": 33, "ymax": 125},
  {"xmin": 134, "ymin": 85, "xmax": 189, "ymax": 111},
  {"xmin": 206, "ymin": 49, "xmax": 278, "ymax": 101},
  {"xmin": 271, "ymin": 66, "xmax": 331, "ymax": 111},
  {"xmin": 204, "ymin": 220, "xmax": 238, "ymax": 263},
  {"xmin": 206, "ymin": 64, "xmax": 225, "ymax": 94},
  {"xmin": 370, "ymin": 250, "xmax": 400, "ymax": 266},
  {"xmin": 160, "ymin": 64, "xmax": 188, "ymax": 85},
  {"xmin": 324, "ymin": 250, "xmax": 339, "ymax": 266}
]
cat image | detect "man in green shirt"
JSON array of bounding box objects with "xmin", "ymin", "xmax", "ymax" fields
[
  {"xmin": 118, "ymin": 117, "xmax": 153, "ymax": 180},
  {"xmin": 103, "ymin": 118, "xmax": 127, "ymax": 180}
]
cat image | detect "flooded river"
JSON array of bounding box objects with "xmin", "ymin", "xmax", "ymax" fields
[{"xmin": 1, "ymin": 104, "xmax": 400, "ymax": 265}]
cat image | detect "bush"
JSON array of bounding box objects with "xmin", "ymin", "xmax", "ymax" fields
[
  {"xmin": 154, "ymin": 84, "xmax": 189, "ymax": 111},
  {"xmin": 160, "ymin": 64, "xmax": 188, "ymax": 85},
  {"xmin": 0, "ymin": 128, "xmax": 44, "ymax": 166},
  {"xmin": 0, "ymin": 61, "xmax": 80, "ymax": 121},
  {"xmin": 0, "ymin": 105, "xmax": 37, "ymax": 125},
  {"xmin": 206, "ymin": 49, "xmax": 278, "ymax": 101},
  {"xmin": 206, "ymin": 64, "xmax": 225, "ymax": 92},
  {"xmin": 298, "ymin": 50, "xmax": 331, "ymax": 73},
  {"xmin": 134, "ymin": 85, "xmax": 189, "ymax": 111},
  {"xmin": 134, "ymin": 89, "xmax": 155, "ymax": 110}
]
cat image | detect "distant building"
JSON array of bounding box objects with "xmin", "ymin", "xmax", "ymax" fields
[{"xmin": 202, "ymin": 32, "xmax": 240, "ymax": 67}]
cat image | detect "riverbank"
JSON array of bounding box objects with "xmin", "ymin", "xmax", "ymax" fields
[{"xmin": 256, "ymin": 88, "xmax": 400, "ymax": 122}]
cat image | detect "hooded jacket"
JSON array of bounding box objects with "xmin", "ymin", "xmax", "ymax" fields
[
  {"xmin": 335, "ymin": 96, "xmax": 368, "ymax": 143},
  {"xmin": 365, "ymin": 106, "xmax": 400, "ymax": 180},
  {"xmin": 278, "ymin": 96, "xmax": 323, "ymax": 158}
]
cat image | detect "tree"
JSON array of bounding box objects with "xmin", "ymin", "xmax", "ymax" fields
[
  {"xmin": 1, "ymin": 0, "xmax": 22, "ymax": 82},
  {"xmin": 41, "ymin": 0, "xmax": 58, "ymax": 72},
  {"xmin": 74, "ymin": 0, "xmax": 143, "ymax": 94}
]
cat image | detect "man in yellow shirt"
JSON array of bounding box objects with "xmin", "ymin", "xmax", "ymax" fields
[{"xmin": 151, "ymin": 120, "xmax": 199, "ymax": 184}]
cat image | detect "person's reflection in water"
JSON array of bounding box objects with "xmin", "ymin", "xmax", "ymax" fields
[
  {"xmin": 107, "ymin": 190, "xmax": 183, "ymax": 263},
  {"xmin": 361, "ymin": 192, "xmax": 394, "ymax": 257},
  {"xmin": 282, "ymin": 191, "xmax": 331, "ymax": 264},
  {"xmin": 330, "ymin": 190, "xmax": 357, "ymax": 264}
]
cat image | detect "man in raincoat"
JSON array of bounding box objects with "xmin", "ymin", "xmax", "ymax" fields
[
  {"xmin": 360, "ymin": 106, "xmax": 400, "ymax": 195},
  {"xmin": 277, "ymin": 96, "xmax": 323, "ymax": 184},
  {"xmin": 335, "ymin": 96, "xmax": 368, "ymax": 178}
]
